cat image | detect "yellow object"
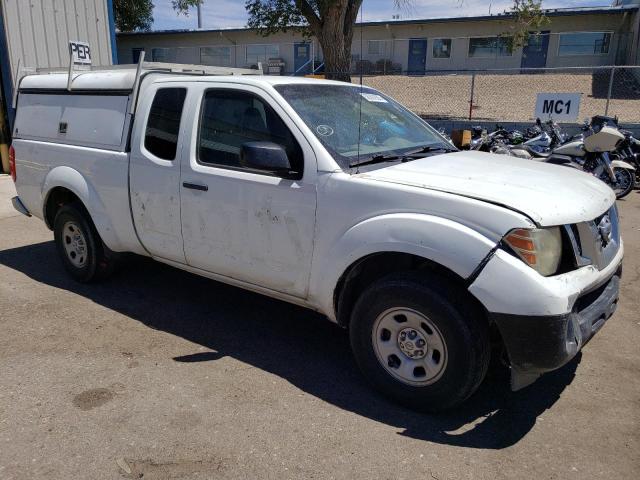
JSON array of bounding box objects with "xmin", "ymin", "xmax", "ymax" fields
[
  {"xmin": 0, "ymin": 144, "xmax": 9, "ymax": 174},
  {"xmin": 451, "ymin": 130, "xmax": 471, "ymax": 149},
  {"xmin": 304, "ymin": 74, "xmax": 325, "ymax": 79}
]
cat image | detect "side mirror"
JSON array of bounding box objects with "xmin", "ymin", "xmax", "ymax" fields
[{"xmin": 240, "ymin": 142, "xmax": 293, "ymax": 177}]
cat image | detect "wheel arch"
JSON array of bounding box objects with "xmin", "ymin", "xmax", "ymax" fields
[
  {"xmin": 42, "ymin": 167, "xmax": 120, "ymax": 250},
  {"xmin": 312, "ymin": 213, "xmax": 498, "ymax": 326},
  {"xmin": 334, "ymin": 252, "xmax": 481, "ymax": 328}
]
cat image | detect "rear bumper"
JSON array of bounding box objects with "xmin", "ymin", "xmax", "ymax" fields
[
  {"xmin": 11, "ymin": 196, "xmax": 31, "ymax": 217},
  {"xmin": 490, "ymin": 267, "xmax": 621, "ymax": 388}
]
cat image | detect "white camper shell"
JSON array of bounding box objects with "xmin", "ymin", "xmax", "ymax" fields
[{"xmin": 14, "ymin": 62, "xmax": 263, "ymax": 150}]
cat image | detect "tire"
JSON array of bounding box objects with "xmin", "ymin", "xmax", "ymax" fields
[
  {"xmin": 611, "ymin": 167, "xmax": 635, "ymax": 199},
  {"xmin": 53, "ymin": 203, "xmax": 117, "ymax": 282},
  {"xmin": 349, "ymin": 272, "xmax": 490, "ymax": 412}
]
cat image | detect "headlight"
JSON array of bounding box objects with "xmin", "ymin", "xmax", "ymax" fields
[{"xmin": 503, "ymin": 227, "xmax": 562, "ymax": 276}]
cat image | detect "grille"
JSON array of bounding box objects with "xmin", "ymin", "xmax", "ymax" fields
[{"xmin": 573, "ymin": 205, "xmax": 620, "ymax": 271}]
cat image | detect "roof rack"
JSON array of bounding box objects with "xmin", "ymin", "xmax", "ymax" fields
[
  {"xmin": 32, "ymin": 60, "xmax": 263, "ymax": 77},
  {"xmin": 14, "ymin": 48, "xmax": 263, "ymax": 112}
]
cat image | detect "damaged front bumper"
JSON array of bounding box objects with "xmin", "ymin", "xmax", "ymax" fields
[
  {"xmin": 469, "ymin": 239, "xmax": 624, "ymax": 390},
  {"xmin": 490, "ymin": 267, "xmax": 621, "ymax": 390}
]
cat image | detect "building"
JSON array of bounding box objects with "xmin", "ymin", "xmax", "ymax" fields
[{"xmin": 116, "ymin": 4, "xmax": 640, "ymax": 75}]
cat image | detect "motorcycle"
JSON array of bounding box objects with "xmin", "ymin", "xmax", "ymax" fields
[
  {"xmin": 610, "ymin": 127, "xmax": 640, "ymax": 188},
  {"xmin": 508, "ymin": 117, "xmax": 636, "ymax": 199}
]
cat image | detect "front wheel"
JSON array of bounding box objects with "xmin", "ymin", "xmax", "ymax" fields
[
  {"xmin": 349, "ymin": 272, "xmax": 490, "ymax": 412},
  {"xmin": 605, "ymin": 167, "xmax": 635, "ymax": 199}
]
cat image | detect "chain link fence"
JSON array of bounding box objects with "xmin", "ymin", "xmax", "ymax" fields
[
  {"xmin": 131, "ymin": 44, "xmax": 640, "ymax": 125},
  {"xmin": 359, "ymin": 66, "xmax": 640, "ymax": 124}
]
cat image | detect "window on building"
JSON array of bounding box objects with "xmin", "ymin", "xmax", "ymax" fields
[
  {"xmin": 432, "ymin": 39, "xmax": 452, "ymax": 58},
  {"xmin": 151, "ymin": 48, "xmax": 171, "ymax": 62},
  {"xmin": 367, "ymin": 40, "xmax": 390, "ymax": 56},
  {"xmin": 200, "ymin": 46, "xmax": 232, "ymax": 66},
  {"xmin": 144, "ymin": 88, "xmax": 187, "ymax": 160},
  {"xmin": 558, "ymin": 32, "xmax": 611, "ymax": 56},
  {"xmin": 468, "ymin": 37, "xmax": 512, "ymax": 57},
  {"xmin": 246, "ymin": 44, "xmax": 280, "ymax": 65},
  {"xmin": 198, "ymin": 90, "xmax": 303, "ymax": 177}
]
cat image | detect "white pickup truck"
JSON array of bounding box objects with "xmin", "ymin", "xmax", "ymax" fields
[{"xmin": 9, "ymin": 63, "xmax": 623, "ymax": 411}]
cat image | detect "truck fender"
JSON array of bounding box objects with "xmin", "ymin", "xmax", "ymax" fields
[
  {"xmin": 610, "ymin": 159, "xmax": 636, "ymax": 171},
  {"xmin": 42, "ymin": 166, "xmax": 121, "ymax": 250},
  {"xmin": 310, "ymin": 213, "xmax": 497, "ymax": 321}
]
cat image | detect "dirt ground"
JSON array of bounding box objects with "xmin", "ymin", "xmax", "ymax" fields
[
  {"xmin": 0, "ymin": 174, "xmax": 639, "ymax": 479},
  {"xmin": 364, "ymin": 72, "xmax": 640, "ymax": 123}
]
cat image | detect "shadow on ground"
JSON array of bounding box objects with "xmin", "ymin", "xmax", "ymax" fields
[{"xmin": 0, "ymin": 241, "xmax": 581, "ymax": 450}]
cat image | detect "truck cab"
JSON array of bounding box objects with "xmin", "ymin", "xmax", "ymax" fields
[{"xmin": 9, "ymin": 63, "xmax": 623, "ymax": 411}]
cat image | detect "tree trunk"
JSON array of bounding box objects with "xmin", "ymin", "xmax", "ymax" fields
[
  {"xmin": 320, "ymin": 26, "xmax": 352, "ymax": 82},
  {"xmin": 308, "ymin": 0, "xmax": 362, "ymax": 83}
]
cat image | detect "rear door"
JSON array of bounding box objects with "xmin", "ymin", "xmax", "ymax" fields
[
  {"xmin": 129, "ymin": 83, "xmax": 188, "ymax": 263},
  {"xmin": 179, "ymin": 83, "xmax": 317, "ymax": 298}
]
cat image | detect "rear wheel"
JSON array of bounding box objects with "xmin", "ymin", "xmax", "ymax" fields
[
  {"xmin": 349, "ymin": 272, "xmax": 490, "ymax": 412},
  {"xmin": 53, "ymin": 203, "xmax": 117, "ymax": 282}
]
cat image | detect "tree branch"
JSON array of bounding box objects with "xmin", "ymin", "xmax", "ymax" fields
[
  {"xmin": 294, "ymin": 0, "xmax": 321, "ymax": 33},
  {"xmin": 344, "ymin": 0, "xmax": 363, "ymax": 33}
]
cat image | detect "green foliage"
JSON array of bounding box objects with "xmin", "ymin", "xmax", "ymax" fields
[
  {"xmin": 245, "ymin": 1, "xmax": 311, "ymax": 36},
  {"xmin": 113, "ymin": 0, "xmax": 155, "ymax": 32},
  {"xmin": 114, "ymin": 0, "xmax": 204, "ymax": 32},
  {"xmin": 171, "ymin": 0, "xmax": 204, "ymax": 15},
  {"xmin": 501, "ymin": 0, "xmax": 550, "ymax": 51}
]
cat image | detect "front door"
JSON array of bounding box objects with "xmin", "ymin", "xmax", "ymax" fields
[
  {"xmin": 179, "ymin": 85, "xmax": 317, "ymax": 298},
  {"xmin": 294, "ymin": 42, "xmax": 311, "ymax": 75},
  {"xmin": 129, "ymin": 84, "xmax": 188, "ymax": 263},
  {"xmin": 408, "ymin": 39, "xmax": 428, "ymax": 75},
  {"xmin": 521, "ymin": 31, "xmax": 550, "ymax": 71}
]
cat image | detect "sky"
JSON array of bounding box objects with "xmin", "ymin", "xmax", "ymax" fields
[{"xmin": 151, "ymin": 1, "xmax": 610, "ymax": 31}]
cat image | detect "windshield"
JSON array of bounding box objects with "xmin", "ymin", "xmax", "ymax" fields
[{"xmin": 274, "ymin": 84, "xmax": 453, "ymax": 170}]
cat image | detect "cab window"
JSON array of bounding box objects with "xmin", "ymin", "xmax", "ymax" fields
[
  {"xmin": 144, "ymin": 88, "xmax": 187, "ymax": 160},
  {"xmin": 197, "ymin": 89, "xmax": 303, "ymax": 178}
]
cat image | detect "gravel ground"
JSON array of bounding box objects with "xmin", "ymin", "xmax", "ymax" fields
[
  {"xmin": 0, "ymin": 174, "xmax": 639, "ymax": 479},
  {"xmin": 364, "ymin": 72, "xmax": 640, "ymax": 123}
]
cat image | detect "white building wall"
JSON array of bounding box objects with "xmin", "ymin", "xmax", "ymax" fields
[{"xmin": 116, "ymin": 9, "xmax": 638, "ymax": 74}]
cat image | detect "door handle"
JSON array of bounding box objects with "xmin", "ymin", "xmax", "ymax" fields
[{"xmin": 183, "ymin": 182, "xmax": 208, "ymax": 192}]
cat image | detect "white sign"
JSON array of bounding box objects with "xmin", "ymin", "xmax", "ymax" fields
[
  {"xmin": 535, "ymin": 93, "xmax": 581, "ymax": 122},
  {"xmin": 69, "ymin": 41, "xmax": 92, "ymax": 66},
  {"xmin": 360, "ymin": 92, "xmax": 388, "ymax": 103}
]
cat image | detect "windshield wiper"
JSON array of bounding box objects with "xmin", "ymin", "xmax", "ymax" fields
[
  {"xmin": 404, "ymin": 144, "xmax": 458, "ymax": 155},
  {"xmin": 349, "ymin": 144, "xmax": 457, "ymax": 168},
  {"xmin": 349, "ymin": 154, "xmax": 404, "ymax": 168}
]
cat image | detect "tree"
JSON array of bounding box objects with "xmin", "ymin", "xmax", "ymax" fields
[
  {"xmin": 114, "ymin": 0, "xmax": 204, "ymax": 32},
  {"xmin": 246, "ymin": 0, "xmax": 365, "ymax": 81},
  {"xmin": 501, "ymin": 0, "xmax": 550, "ymax": 52},
  {"xmin": 246, "ymin": 1, "xmax": 547, "ymax": 81}
]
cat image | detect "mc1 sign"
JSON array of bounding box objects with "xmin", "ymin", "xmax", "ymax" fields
[{"xmin": 534, "ymin": 93, "xmax": 582, "ymax": 122}]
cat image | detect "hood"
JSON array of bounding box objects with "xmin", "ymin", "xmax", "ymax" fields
[{"xmin": 359, "ymin": 151, "xmax": 615, "ymax": 226}]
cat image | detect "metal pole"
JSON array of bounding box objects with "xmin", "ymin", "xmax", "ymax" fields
[
  {"xmin": 468, "ymin": 73, "xmax": 476, "ymax": 121},
  {"xmin": 197, "ymin": 3, "xmax": 202, "ymax": 29},
  {"xmin": 605, "ymin": 66, "xmax": 615, "ymax": 116}
]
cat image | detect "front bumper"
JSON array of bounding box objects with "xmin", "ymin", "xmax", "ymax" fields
[
  {"xmin": 469, "ymin": 233, "xmax": 624, "ymax": 390},
  {"xmin": 489, "ymin": 267, "xmax": 621, "ymax": 389}
]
